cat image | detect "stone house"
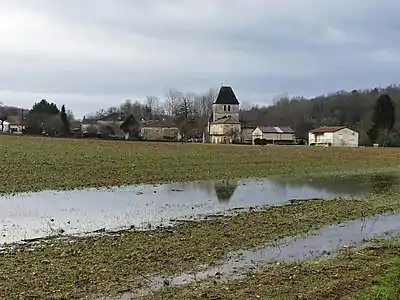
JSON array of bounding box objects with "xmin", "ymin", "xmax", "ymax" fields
[
  {"xmin": 241, "ymin": 125, "xmax": 257, "ymax": 144},
  {"xmin": 204, "ymin": 86, "xmax": 241, "ymax": 144},
  {"xmin": 140, "ymin": 119, "xmax": 180, "ymax": 141},
  {"xmin": 81, "ymin": 117, "xmax": 99, "ymax": 134},
  {"xmin": 308, "ymin": 126, "xmax": 359, "ymax": 147}
]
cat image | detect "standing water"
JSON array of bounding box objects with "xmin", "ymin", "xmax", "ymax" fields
[{"xmin": 0, "ymin": 175, "xmax": 396, "ymax": 244}]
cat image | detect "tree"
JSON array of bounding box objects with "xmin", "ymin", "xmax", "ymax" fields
[
  {"xmin": 60, "ymin": 105, "xmax": 70, "ymax": 136},
  {"xmin": 30, "ymin": 99, "xmax": 59, "ymax": 115},
  {"xmin": 120, "ymin": 114, "xmax": 139, "ymax": 138},
  {"xmin": 370, "ymin": 94, "xmax": 395, "ymax": 146},
  {"xmin": 367, "ymin": 126, "xmax": 379, "ymax": 145},
  {"xmin": 26, "ymin": 99, "xmax": 60, "ymax": 134}
]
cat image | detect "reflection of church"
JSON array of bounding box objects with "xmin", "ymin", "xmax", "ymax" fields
[{"xmin": 214, "ymin": 180, "xmax": 238, "ymax": 203}]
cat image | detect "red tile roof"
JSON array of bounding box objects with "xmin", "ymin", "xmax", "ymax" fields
[{"xmin": 310, "ymin": 126, "xmax": 347, "ymax": 133}]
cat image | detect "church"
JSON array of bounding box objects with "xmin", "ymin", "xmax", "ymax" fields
[{"xmin": 203, "ymin": 86, "xmax": 242, "ymax": 144}]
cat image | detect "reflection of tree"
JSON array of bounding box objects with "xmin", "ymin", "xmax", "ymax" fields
[
  {"xmin": 214, "ymin": 180, "xmax": 238, "ymax": 203},
  {"xmin": 268, "ymin": 174, "xmax": 400, "ymax": 195}
]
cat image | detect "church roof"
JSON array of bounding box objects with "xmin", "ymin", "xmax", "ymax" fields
[
  {"xmin": 211, "ymin": 115, "xmax": 240, "ymax": 124},
  {"xmin": 214, "ymin": 86, "xmax": 240, "ymax": 105}
]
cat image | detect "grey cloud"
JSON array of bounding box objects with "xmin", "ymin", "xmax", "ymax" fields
[{"xmin": 1, "ymin": 0, "xmax": 400, "ymax": 116}]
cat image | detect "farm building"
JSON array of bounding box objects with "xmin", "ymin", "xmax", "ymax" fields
[
  {"xmin": 204, "ymin": 86, "xmax": 241, "ymax": 144},
  {"xmin": 6, "ymin": 115, "xmax": 26, "ymax": 133},
  {"xmin": 140, "ymin": 119, "xmax": 180, "ymax": 141},
  {"xmin": 308, "ymin": 126, "xmax": 359, "ymax": 147},
  {"xmin": 252, "ymin": 126, "xmax": 295, "ymax": 145},
  {"xmin": 241, "ymin": 125, "xmax": 257, "ymax": 144},
  {"xmin": 81, "ymin": 117, "xmax": 99, "ymax": 134}
]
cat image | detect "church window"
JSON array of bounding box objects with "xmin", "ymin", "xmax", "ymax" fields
[
  {"xmin": 228, "ymin": 105, "xmax": 231, "ymax": 112},
  {"xmin": 224, "ymin": 105, "xmax": 226, "ymax": 111}
]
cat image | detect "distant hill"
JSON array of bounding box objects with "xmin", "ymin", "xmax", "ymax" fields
[{"xmin": 240, "ymin": 85, "xmax": 400, "ymax": 145}]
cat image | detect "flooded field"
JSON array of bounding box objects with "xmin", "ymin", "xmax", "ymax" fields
[
  {"xmin": 0, "ymin": 175, "xmax": 392, "ymax": 244},
  {"xmin": 93, "ymin": 212, "xmax": 400, "ymax": 300}
]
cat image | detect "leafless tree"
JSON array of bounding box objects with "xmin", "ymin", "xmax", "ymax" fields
[
  {"xmin": 66, "ymin": 109, "xmax": 74, "ymax": 121},
  {"xmin": 195, "ymin": 87, "xmax": 217, "ymax": 117},
  {"xmin": 180, "ymin": 92, "xmax": 196, "ymax": 119},
  {"xmin": 164, "ymin": 89, "xmax": 184, "ymax": 117},
  {"xmin": 146, "ymin": 95, "xmax": 163, "ymax": 117}
]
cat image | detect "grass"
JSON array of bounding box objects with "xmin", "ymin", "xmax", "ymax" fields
[
  {"xmin": 1, "ymin": 135, "xmax": 400, "ymax": 193},
  {"xmin": 140, "ymin": 238, "xmax": 400, "ymax": 300},
  {"xmin": 345, "ymin": 260, "xmax": 400, "ymax": 300},
  {"xmin": 2, "ymin": 193, "xmax": 400, "ymax": 299}
]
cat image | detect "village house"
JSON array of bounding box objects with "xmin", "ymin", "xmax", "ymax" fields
[
  {"xmin": 204, "ymin": 86, "xmax": 241, "ymax": 144},
  {"xmin": 241, "ymin": 125, "xmax": 257, "ymax": 144},
  {"xmin": 1, "ymin": 115, "xmax": 27, "ymax": 133},
  {"xmin": 140, "ymin": 119, "xmax": 180, "ymax": 141},
  {"xmin": 252, "ymin": 126, "xmax": 295, "ymax": 145},
  {"xmin": 308, "ymin": 126, "xmax": 359, "ymax": 147},
  {"xmin": 81, "ymin": 117, "xmax": 99, "ymax": 134}
]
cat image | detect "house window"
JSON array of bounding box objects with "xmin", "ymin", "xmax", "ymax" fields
[
  {"xmin": 228, "ymin": 105, "xmax": 231, "ymax": 112},
  {"xmin": 223, "ymin": 105, "xmax": 226, "ymax": 111}
]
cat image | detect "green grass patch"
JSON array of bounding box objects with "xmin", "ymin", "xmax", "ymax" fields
[
  {"xmin": 2, "ymin": 193, "xmax": 400, "ymax": 299},
  {"xmin": 345, "ymin": 260, "xmax": 400, "ymax": 300},
  {"xmin": 1, "ymin": 135, "xmax": 400, "ymax": 193}
]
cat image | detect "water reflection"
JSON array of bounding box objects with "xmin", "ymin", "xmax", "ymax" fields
[
  {"xmin": 0, "ymin": 174, "xmax": 397, "ymax": 245},
  {"xmin": 214, "ymin": 180, "xmax": 238, "ymax": 203},
  {"xmin": 268, "ymin": 173, "xmax": 400, "ymax": 196}
]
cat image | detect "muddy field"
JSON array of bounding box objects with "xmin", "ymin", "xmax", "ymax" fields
[
  {"xmin": 1, "ymin": 134, "xmax": 400, "ymax": 194},
  {"xmin": 1, "ymin": 136, "xmax": 400, "ymax": 299}
]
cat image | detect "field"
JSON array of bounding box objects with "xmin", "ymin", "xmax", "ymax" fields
[
  {"xmin": 1, "ymin": 134, "xmax": 400, "ymax": 194},
  {"xmin": 1, "ymin": 135, "xmax": 400, "ymax": 299}
]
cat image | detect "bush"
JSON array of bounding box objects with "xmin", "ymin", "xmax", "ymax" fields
[{"xmin": 254, "ymin": 138, "xmax": 267, "ymax": 145}]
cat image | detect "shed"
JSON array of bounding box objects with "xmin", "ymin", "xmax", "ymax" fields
[{"xmin": 252, "ymin": 126, "xmax": 295, "ymax": 145}]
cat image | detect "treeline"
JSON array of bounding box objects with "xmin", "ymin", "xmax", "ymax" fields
[
  {"xmin": 88, "ymin": 88, "xmax": 218, "ymax": 137},
  {"xmin": 93, "ymin": 84, "xmax": 400, "ymax": 145},
  {"xmin": 240, "ymin": 85, "xmax": 400, "ymax": 145},
  {"xmin": 0, "ymin": 99, "xmax": 74, "ymax": 136},
  {"xmin": 2, "ymin": 84, "xmax": 400, "ymax": 144}
]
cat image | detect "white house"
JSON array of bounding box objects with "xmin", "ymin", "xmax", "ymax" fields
[
  {"xmin": 0, "ymin": 120, "xmax": 10, "ymax": 132},
  {"xmin": 308, "ymin": 126, "xmax": 359, "ymax": 147},
  {"xmin": 252, "ymin": 126, "xmax": 295, "ymax": 145}
]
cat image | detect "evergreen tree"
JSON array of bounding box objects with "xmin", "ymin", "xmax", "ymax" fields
[
  {"xmin": 369, "ymin": 94, "xmax": 395, "ymax": 146},
  {"xmin": 60, "ymin": 105, "xmax": 70, "ymax": 136}
]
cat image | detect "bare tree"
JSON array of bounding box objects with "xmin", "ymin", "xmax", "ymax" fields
[
  {"xmin": 146, "ymin": 95, "xmax": 163, "ymax": 118},
  {"xmin": 194, "ymin": 88, "xmax": 217, "ymax": 118},
  {"xmin": 164, "ymin": 89, "xmax": 184, "ymax": 117},
  {"xmin": 66, "ymin": 109, "xmax": 74, "ymax": 121},
  {"xmin": 179, "ymin": 92, "xmax": 195, "ymax": 119},
  {"xmin": 120, "ymin": 99, "xmax": 134, "ymax": 115},
  {"xmin": 106, "ymin": 106, "xmax": 119, "ymax": 116}
]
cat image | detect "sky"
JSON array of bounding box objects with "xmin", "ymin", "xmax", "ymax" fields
[{"xmin": 1, "ymin": 0, "xmax": 400, "ymax": 118}]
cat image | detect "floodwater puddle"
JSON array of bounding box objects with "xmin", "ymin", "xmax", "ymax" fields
[
  {"xmin": 0, "ymin": 174, "xmax": 397, "ymax": 244},
  {"xmin": 90, "ymin": 212, "xmax": 400, "ymax": 300}
]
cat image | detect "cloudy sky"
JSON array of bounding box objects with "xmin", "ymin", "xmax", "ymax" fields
[{"xmin": 1, "ymin": 0, "xmax": 399, "ymax": 117}]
